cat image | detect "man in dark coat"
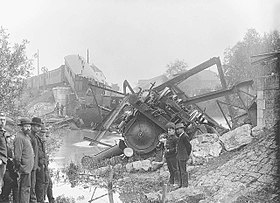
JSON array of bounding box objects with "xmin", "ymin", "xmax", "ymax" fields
[
  {"xmin": 175, "ymin": 123, "xmax": 192, "ymax": 188},
  {"xmin": 35, "ymin": 122, "xmax": 48, "ymax": 203},
  {"xmin": 14, "ymin": 118, "xmax": 34, "ymax": 203},
  {"xmin": 165, "ymin": 122, "xmax": 179, "ymax": 186},
  {"xmin": 30, "ymin": 117, "xmax": 42, "ymax": 203},
  {"xmin": 0, "ymin": 112, "xmax": 7, "ymax": 194},
  {"xmin": 41, "ymin": 124, "xmax": 55, "ymax": 203}
]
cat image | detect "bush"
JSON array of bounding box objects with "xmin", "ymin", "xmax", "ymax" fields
[{"xmin": 55, "ymin": 195, "xmax": 76, "ymax": 203}]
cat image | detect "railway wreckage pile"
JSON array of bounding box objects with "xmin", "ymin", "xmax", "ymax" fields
[{"xmin": 81, "ymin": 57, "xmax": 257, "ymax": 172}]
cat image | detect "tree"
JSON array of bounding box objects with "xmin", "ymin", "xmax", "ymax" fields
[
  {"xmin": 0, "ymin": 27, "xmax": 33, "ymax": 116},
  {"xmin": 165, "ymin": 59, "xmax": 188, "ymax": 78},
  {"xmin": 223, "ymin": 29, "xmax": 280, "ymax": 86}
]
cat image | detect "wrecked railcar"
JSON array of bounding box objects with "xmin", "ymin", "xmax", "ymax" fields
[{"xmin": 82, "ymin": 57, "xmax": 257, "ymax": 169}]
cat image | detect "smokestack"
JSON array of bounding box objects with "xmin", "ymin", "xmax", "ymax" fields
[{"xmin": 87, "ymin": 49, "xmax": 90, "ymax": 64}]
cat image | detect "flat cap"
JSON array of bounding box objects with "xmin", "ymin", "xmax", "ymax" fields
[
  {"xmin": 175, "ymin": 123, "xmax": 185, "ymax": 129},
  {"xmin": 165, "ymin": 122, "xmax": 175, "ymax": 130}
]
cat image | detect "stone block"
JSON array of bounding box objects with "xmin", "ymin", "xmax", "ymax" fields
[
  {"xmin": 257, "ymin": 90, "xmax": 263, "ymax": 100},
  {"xmin": 141, "ymin": 159, "xmax": 151, "ymax": 171},
  {"xmin": 257, "ymin": 109, "xmax": 263, "ymax": 119},
  {"xmin": 257, "ymin": 118, "xmax": 264, "ymax": 127},
  {"xmin": 190, "ymin": 133, "xmax": 223, "ymax": 163},
  {"xmin": 265, "ymin": 75, "xmax": 280, "ymax": 89},
  {"xmin": 264, "ymin": 89, "xmax": 280, "ymax": 100},
  {"xmin": 257, "ymin": 99, "xmax": 265, "ymax": 110},
  {"xmin": 219, "ymin": 124, "xmax": 253, "ymax": 151},
  {"xmin": 132, "ymin": 161, "xmax": 142, "ymax": 171}
]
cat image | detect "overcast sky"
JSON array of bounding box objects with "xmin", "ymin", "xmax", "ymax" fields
[{"xmin": 1, "ymin": 0, "xmax": 279, "ymax": 87}]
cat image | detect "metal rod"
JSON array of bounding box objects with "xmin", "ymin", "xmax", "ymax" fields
[
  {"xmin": 89, "ymin": 83, "xmax": 126, "ymax": 96},
  {"xmin": 250, "ymin": 51, "xmax": 280, "ymax": 58},
  {"xmin": 216, "ymin": 57, "xmax": 235, "ymax": 128},
  {"xmin": 88, "ymin": 194, "xmax": 108, "ymax": 202},
  {"xmin": 236, "ymin": 91, "xmax": 250, "ymax": 119},
  {"xmin": 84, "ymin": 136, "xmax": 113, "ymax": 147},
  {"xmin": 215, "ymin": 100, "xmax": 246, "ymax": 110},
  {"xmin": 155, "ymin": 57, "xmax": 221, "ymax": 92},
  {"xmin": 216, "ymin": 100, "xmax": 231, "ymax": 129}
]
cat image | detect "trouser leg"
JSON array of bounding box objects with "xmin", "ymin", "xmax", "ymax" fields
[
  {"xmin": 0, "ymin": 164, "xmax": 6, "ymax": 190},
  {"xmin": 30, "ymin": 170, "xmax": 37, "ymax": 203},
  {"xmin": 18, "ymin": 173, "xmax": 31, "ymax": 203},
  {"xmin": 36, "ymin": 166, "xmax": 47, "ymax": 203},
  {"xmin": 1, "ymin": 171, "xmax": 13, "ymax": 199},
  {"xmin": 47, "ymin": 173, "xmax": 55, "ymax": 203},
  {"xmin": 167, "ymin": 156, "xmax": 178, "ymax": 185},
  {"xmin": 178, "ymin": 160, "xmax": 188, "ymax": 187}
]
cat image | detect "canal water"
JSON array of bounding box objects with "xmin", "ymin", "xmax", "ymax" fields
[{"xmin": 50, "ymin": 129, "xmax": 123, "ymax": 202}]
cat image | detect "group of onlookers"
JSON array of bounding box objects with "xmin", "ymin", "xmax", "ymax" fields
[
  {"xmin": 0, "ymin": 112, "xmax": 55, "ymax": 203},
  {"xmin": 158, "ymin": 122, "xmax": 192, "ymax": 188}
]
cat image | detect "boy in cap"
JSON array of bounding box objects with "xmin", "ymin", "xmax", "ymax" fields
[
  {"xmin": 0, "ymin": 112, "xmax": 7, "ymax": 194},
  {"xmin": 14, "ymin": 118, "xmax": 34, "ymax": 202},
  {"xmin": 165, "ymin": 122, "xmax": 179, "ymax": 186},
  {"xmin": 175, "ymin": 122, "xmax": 192, "ymax": 188}
]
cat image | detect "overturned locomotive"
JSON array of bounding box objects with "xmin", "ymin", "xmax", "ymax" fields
[{"xmin": 81, "ymin": 57, "xmax": 256, "ymax": 169}]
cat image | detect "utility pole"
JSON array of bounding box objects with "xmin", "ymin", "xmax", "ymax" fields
[
  {"xmin": 87, "ymin": 49, "xmax": 90, "ymax": 64},
  {"xmin": 37, "ymin": 49, "xmax": 40, "ymax": 75},
  {"xmin": 41, "ymin": 66, "xmax": 48, "ymax": 90}
]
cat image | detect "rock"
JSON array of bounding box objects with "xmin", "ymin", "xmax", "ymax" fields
[
  {"xmin": 212, "ymin": 181, "xmax": 247, "ymax": 203},
  {"xmin": 126, "ymin": 163, "xmax": 133, "ymax": 173},
  {"xmin": 166, "ymin": 186, "xmax": 205, "ymax": 202},
  {"xmin": 209, "ymin": 142, "xmax": 223, "ymax": 157},
  {"xmin": 251, "ymin": 125, "xmax": 264, "ymax": 137},
  {"xmin": 132, "ymin": 161, "xmax": 142, "ymax": 171},
  {"xmin": 190, "ymin": 133, "xmax": 222, "ymax": 164},
  {"xmin": 145, "ymin": 191, "xmax": 161, "ymax": 202},
  {"xmin": 151, "ymin": 161, "xmax": 164, "ymax": 171},
  {"xmin": 219, "ymin": 124, "xmax": 252, "ymax": 151},
  {"xmin": 141, "ymin": 160, "xmax": 151, "ymax": 171}
]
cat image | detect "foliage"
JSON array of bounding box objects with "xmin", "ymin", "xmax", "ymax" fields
[
  {"xmin": 55, "ymin": 195, "xmax": 76, "ymax": 203},
  {"xmin": 65, "ymin": 162, "xmax": 80, "ymax": 187},
  {"xmin": 166, "ymin": 59, "xmax": 188, "ymax": 78},
  {"xmin": 0, "ymin": 27, "xmax": 34, "ymax": 117},
  {"xmin": 45, "ymin": 128, "xmax": 64, "ymax": 158},
  {"xmin": 223, "ymin": 29, "xmax": 280, "ymax": 86}
]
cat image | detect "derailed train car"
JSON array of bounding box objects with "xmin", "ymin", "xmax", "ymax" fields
[{"xmin": 82, "ymin": 57, "xmax": 257, "ymax": 168}]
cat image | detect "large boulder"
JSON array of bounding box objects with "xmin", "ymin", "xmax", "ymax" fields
[
  {"xmin": 219, "ymin": 124, "xmax": 252, "ymax": 151},
  {"xmin": 141, "ymin": 160, "xmax": 152, "ymax": 171},
  {"xmin": 190, "ymin": 133, "xmax": 222, "ymax": 164}
]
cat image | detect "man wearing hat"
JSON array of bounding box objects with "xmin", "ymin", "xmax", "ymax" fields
[
  {"xmin": 40, "ymin": 124, "xmax": 55, "ymax": 203},
  {"xmin": 29, "ymin": 117, "xmax": 42, "ymax": 203},
  {"xmin": 0, "ymin": 112, "xmax": 7, "ymax": 194},
  {"xmin": 175, "ymin": 122, "xmax": 192, "ymax": 188},
  {"xmin": 164, "ymin": 122, "xmax": 179, "ymax": 186},
  {"xmin": 14, "ymin": 117, "xmax": 34, "ymax": 202},
  {"xmin": 34, "ymin": 120, "xmax": 48, "ymax": 203}
]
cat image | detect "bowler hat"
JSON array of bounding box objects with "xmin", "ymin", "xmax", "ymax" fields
[
  {"xmin": 165, "ymin": 122, "xmax": 175, "ymax": 130},
  {"xmin": 18, "ymin": 118, "xmax": 32, "ymax": 126},
  {"xmin": 31, "ymin": 117, "xmax": 43, "ymax": 126},
  {"xmin": 175, "ymin": 123, "xmax": 185, "ymax": 129}
]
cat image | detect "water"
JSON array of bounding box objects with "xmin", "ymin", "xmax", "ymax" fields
[{"xmin": 50, "ymin": 129, "xmax": 123, "ymax": 202}]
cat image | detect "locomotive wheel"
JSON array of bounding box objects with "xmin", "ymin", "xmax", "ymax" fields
[{"xmin": 124, "ymin": 113, "xmax": 163, "ymax": 154}]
